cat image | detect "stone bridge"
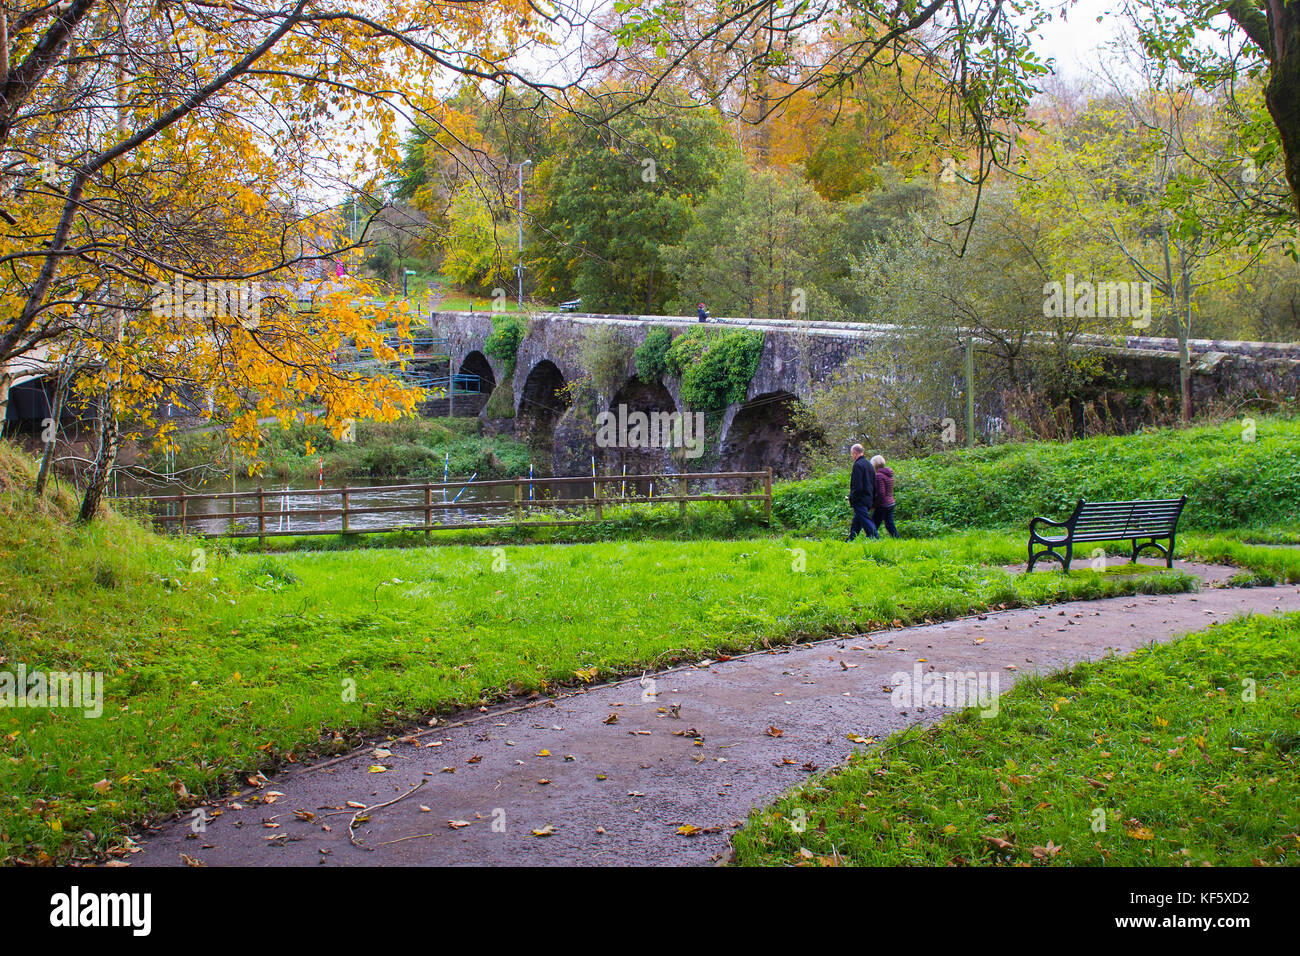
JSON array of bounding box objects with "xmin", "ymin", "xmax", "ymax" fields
[
  {"xmin": 433, "ymin": 311, "xmax": 866, "ymax": 477},
  {"xmin": 430, "ymin": 309, "xmax": 1300, "ymax": 478}
]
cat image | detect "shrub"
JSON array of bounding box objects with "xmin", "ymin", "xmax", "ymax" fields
[
  {"xmin": 665, "ymin": 327, "xmax": 764, "ymax": 410},
  {"xmin": 484, "ymin": 314, "xmax": 525, "ymax": 373},
  {"xmin": 634, "ymin": 327, "xmax": 673, "ymax": 382}
]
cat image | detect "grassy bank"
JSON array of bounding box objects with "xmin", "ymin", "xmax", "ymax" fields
[
  {"xmin": 2, "ymin": 442, "xmax": 1208, "ymax": 863},
  {"xmin": 732, "ymin": 612, "xmax": 1300, "ymax": 867},
  {"xmin": 159, "ymin": 416, "xmax": 532, "ymax": 484},
  {"xmin": 775, "ymin": 416, "xmax": 1300, "ymax": 535}
]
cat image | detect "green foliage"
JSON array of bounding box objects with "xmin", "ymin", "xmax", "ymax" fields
[
  {"xmin": 734, "ymin": 611, "xmax": 1300, "ymax": 866},
  {"xmin": 483, "ymin": 380, "xmax": 516, "ymax": 419},
  {"xmin": 773, "ymin": 416, "xmax": 1300, "ymax": 533},
  {"xmin": 579, "ymin": 324, "xmax": 633, "ymax": 397},
  {"xmin": 664, "ymin": 327, "xmax": 764, "ymax": 411},
  {"xmin": 662, "ymin": 164, "xmax": 839, "ymax": 320},
  {"xmin": 484, "ymin": 313, "xmax": 526, "ymax": 373},
  {"xmin": 159, "ymin": 417, "xmax": 530, "ymax": 482},
  {"xmin": 441, "ymin": 183, "xmax": 513, "ymax": 295},
  {"xmin": 528, "ymin": 93, "xmax": 735, "ymax": 313},
  {"xmin": 633, "ymin": 326, "xmax": 673, "ymax": 382}
]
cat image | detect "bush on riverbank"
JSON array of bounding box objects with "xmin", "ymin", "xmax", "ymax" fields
[{"xmin": 159, "ymin": 416, "xmax": 532, "ymax": 483}]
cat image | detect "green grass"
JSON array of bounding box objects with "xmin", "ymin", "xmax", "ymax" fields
[
  {"xmin": 1, "ymin": 441, "xmax": 1208, "ymax": 863},
  {"xmin": 1184, "ymin": 536, "xmax": 1300, "ymax": 586},
  {"xmin": 732, "ymin": 613, "xmax": 1300, "ymax": 867},
  {"xmin": 775, "ymin": 415, "xmax": 1300, "ymax": 535}
]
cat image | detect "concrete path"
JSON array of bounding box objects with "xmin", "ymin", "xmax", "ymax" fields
[{"xmin": 133, "ymin": 565, "xmax": 1300, "ymax": 866}]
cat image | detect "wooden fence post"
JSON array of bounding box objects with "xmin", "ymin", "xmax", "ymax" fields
[
  {"xmin": 341, "ymin": 484, "xmax": 350, "ymax": 535},
  {"xmin": 764, "ymin": 468, "xmax": 773, "ymax": 525},
  {"xmin": 424, "ymin": 483, "xmax": 432, "ymax": 541},
  {"xmin": 257, "ymin": 485, "xmax": 266, "ymax": 547},
  {"xmin": 180, "ymin": 493, "xmax": 188, "ymax": 534},
  {"xmin": 514, "ymin": 476, "xmax": 523, "ymax": 523}
]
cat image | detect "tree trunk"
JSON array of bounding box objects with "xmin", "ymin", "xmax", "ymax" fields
[
  {"xmin": 33, "ymin": 370, "xmax": 68, "ymax": 496},
  {"xmin": 1264, "ymin": 5, "xmax": 1300, "ymax": 219},
  {"xmin": 1178, "ymin": 245, "xmax": 1193, "ymax": 423},
  {"xmin": 78, "ymin": 388, "xmax": 119, "ymax": 522}
]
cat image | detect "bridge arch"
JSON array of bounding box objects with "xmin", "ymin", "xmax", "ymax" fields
[
  {"xmin": 516, "ymin": 359, "xmax": 571, "ymax": 451},
  {"xmin": 1, "ymin": 375, "xmax": 53, "ymax": 437},
  {"xmin": 720, "ymin": 390, "xmax": 815, "ymax": 478},
  {"xmin": 457, "ymin": 350, "xmax": 496, "ymax": 394},
  {"xmin": 598, "ymin": 377, "xmax": 683, "ymax": 491}
]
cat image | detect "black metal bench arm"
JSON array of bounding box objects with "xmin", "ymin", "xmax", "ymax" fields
[{"xmin": 1028, "ymin": 514, "xmax": 1071, "ymax": 541}]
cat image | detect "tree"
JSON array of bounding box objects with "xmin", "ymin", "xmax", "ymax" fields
[
  {"xmin": 853, "ymin": 186, "xmax": 1111, "ymax": 401},
  {"xmin": 1020, "ymin": 43, "xmax": 1266, "ymax": 421},
  {"xmin": 607, "ymin": 0, "xmax": 1054, "ymax": 245},
  {"xmin": 0, "ymin": 0, "xmax": 554, "ymax": 518},
  {"xmin": 529, "ymin": 93, "xmax": 734, "ymax": 312},
  {"xmin": 1135, "ymin": 0, "xmax": 1300, "ymax": 221},
  {"xmin": 662, "ymin": 163, "xmax": 838, "ymax": 320}
]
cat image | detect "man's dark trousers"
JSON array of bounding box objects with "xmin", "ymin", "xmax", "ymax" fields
[{"xmin": 848, "ymin": 503, "xmax": 878, "ymax": 540}]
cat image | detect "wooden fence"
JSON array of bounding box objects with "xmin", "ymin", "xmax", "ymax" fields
[{"xmin": 125, "ymin": 470, "xmax": 773, "ymax": 543}]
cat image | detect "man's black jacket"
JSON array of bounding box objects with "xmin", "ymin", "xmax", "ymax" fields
[{"xmin": 849, "ymin": 455, "xmax": 876, "ymax": 509}]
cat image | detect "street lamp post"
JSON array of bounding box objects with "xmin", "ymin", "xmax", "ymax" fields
[{"xmin": 516, "ymin": 159, "xmax": 532, "ymax": 311}]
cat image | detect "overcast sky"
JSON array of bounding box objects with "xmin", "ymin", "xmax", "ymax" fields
[{"xmin": 1031, "ymin": 0, "xmax": 1129, "ymax": 81}]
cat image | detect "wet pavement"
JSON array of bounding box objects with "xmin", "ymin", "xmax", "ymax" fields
[{"xmin": 132, "ymin": 563, "xmax": 1300, "ymax": 866}]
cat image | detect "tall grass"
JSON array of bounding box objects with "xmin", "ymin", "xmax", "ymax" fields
[{"xmin": 774, "ymin": 416, "xmax": 1300, "ymax": 534}]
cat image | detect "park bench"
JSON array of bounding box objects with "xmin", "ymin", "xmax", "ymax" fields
[
  {"xmin": 558, "ymin": 299, "xmax": 582, "ymax": 312},
  {"xmin": 1027, "ymin": 496, "xmax": 1187, "ymax": 572}
]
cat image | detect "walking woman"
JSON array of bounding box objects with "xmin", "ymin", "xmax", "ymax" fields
[{"xmin": 871, "ymin": 454, "xmax": 899, "ymax": 538}]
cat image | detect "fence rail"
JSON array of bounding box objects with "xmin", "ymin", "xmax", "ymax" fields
[{"xmin": 124, "ymin": 470, "xmax": 773, "ymax": 543}]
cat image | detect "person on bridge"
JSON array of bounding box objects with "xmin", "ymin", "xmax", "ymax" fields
[
  {"xmin": 846, "ymin": 444, "xmax": 879, "ymax": 541},
  {"xmin": 697, "ymin": 302, "xmax": 709, "ymax": 322},
  {"xmin": 871, "ymin": 454, "xmax": 898, "ymax": 538}
]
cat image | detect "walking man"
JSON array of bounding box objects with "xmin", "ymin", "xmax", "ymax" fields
[
  {"xmin": 846, "ymin": 443, "xmax": 878, "ymax": 541},
  {"xmin": 697, "ymin": 302, "xmax": 709, "ymax": 322}
]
